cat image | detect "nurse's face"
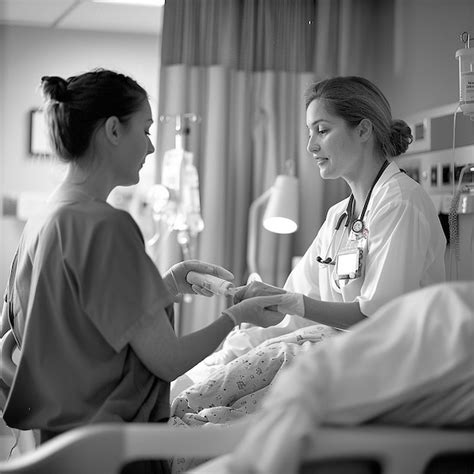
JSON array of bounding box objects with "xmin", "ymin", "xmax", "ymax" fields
[
  {"xmin": 114, "ymin": 100, "xmax": 155, "ymax": 186},
  {"xmin": 306, "ymin": 99, "xmax": 362, "ymax": 181}
]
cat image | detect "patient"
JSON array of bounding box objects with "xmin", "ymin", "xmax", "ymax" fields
[{"xmin": 192, "ymin": 280, "xmax": 474, "ymax": 473}]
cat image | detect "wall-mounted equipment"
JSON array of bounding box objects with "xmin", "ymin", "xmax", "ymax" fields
[{"xmin": 395, "ymin": 100, "xmax": 474, "ymax": 281}]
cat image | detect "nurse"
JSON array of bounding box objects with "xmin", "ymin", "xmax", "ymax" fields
[
  {"xmin": 144, "ymin": 77, "xmax": 447, "ymax": 450},
  {"xmin": 233, "ymin": 76, "xmax": 446, "ymax": 332},
  {"xmin": 0, "ymin": 68, "xmax": 284, "ymax": 468}
]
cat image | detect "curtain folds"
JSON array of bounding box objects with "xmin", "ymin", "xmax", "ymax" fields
[
  {"xmin": 161, "ymin": 0, "xmax": 319, "ymax": 72},
  {"xmin": 156, "ymin": 0, "xmax": 376, "ymax": 335}
]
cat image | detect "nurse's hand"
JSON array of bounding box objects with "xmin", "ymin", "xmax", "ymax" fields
[
  {"xmin": 233, "ymin": 280, "xmax": 286, "ymax": 304},
  {"xmin": 222, "ymin": 295, "xmax": 287, "ymax": 327},
  {"xmin": 163, "ymin": 260, "xmax": 234, "ymax": 298}
]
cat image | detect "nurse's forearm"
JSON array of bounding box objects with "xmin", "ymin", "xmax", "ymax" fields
[{"xmin": 302, "ymin": 296, "xmax": 366, "ymax": 330}]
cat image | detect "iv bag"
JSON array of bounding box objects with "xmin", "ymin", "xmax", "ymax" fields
[
  {"xmin": 456, "ymin": 47, "xmax": 474, "ymax": 117},
  {"xmin": 159, "ymin": 147, "xmax": 204, "ymax": 236},
  {"xmin": 180, "ymin": 155, "xmax": 205, "ymax": 235}
]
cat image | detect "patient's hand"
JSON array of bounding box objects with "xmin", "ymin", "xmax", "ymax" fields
[{"xmin": 233, "ymin": 280, "xmax": 286, "ymax": 304}]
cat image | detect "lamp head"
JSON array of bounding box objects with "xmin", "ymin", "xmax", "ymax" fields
[{"xmin": 263, "ymin": 175, "xmax": 299, "ymax": 234}]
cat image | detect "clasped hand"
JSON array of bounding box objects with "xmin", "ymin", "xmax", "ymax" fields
[
  {"xmin": 223, "ymin": 280, "xmax": 306, "ymax": 327},
  {"xmin": 233, "ymin": 280, "xmax": 286, "ymax": 303}
]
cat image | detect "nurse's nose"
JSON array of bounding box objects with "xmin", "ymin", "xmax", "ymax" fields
[
  {"xmin": 147, "ymin": 138, "xmax": 155, "ymax": 155},
  {"xmin": 307, "ymin": 137, "xmax": 320, "ymax": 155}
]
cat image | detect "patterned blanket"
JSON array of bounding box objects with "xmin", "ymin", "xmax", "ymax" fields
[{"xmin": 168, "ymin": 324, "xmax": 340, "ymax": 473}]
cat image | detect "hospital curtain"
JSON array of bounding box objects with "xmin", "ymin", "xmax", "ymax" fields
[{"xmin": 155, "ymin": 0, "xmax": 378, "ymax": 335}]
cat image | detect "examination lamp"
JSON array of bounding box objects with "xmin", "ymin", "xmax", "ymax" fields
[
  {"xmin": 247, "ymin": 161, "xmax": 299, "ymax": 281},
  {"xmin": 262, "ymin": 175, "xmax": 299, "ymax": 234}
]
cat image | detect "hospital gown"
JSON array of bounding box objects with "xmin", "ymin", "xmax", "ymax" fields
[{"xmin": 192, "ymin": 281, "xmax": 474, "ymax": 474}]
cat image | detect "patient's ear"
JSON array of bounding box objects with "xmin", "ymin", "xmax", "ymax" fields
[{"xmin": 104, "ymin": 116, "xmax": 120, "ymax": 145}]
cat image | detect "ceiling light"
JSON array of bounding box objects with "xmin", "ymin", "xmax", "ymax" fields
[{"xmin": 92, "ymin": 0, "xmax": 165, "ymax": 7}]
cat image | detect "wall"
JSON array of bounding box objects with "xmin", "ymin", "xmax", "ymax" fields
[
  {"xmin": 2, "ymin": 2, "xmax": 474, "ymax": 290},
  {"xmin": 293, "ymin": 0, "xmax": 473, "ymax": 257},
  {"xmin": 0, "ymin": 26, "xmax": 5, "ymax": 292},
  {"xmin": 374, "ymin": 0, "xmax": 474, "ymax": 119},
  {"xmin": 0, "ymin": 25, "xmax": 160, "ymax": 292},
  {"xmin": 292, "ymin": 0, "xmax": 474, "ymax": 258}
]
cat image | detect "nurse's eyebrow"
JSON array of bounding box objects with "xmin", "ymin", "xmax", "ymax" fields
[
  {"xmin": 307, "ymin": 119, "xmax": 331, "ymax": 130},
  {"xmin": 307, "ymin": 119, "xmax": 332, "ymax": 127}
]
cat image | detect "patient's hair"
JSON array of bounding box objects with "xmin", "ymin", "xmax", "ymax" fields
[
  {"xmin": 40, "ymin": 69, "xmax": 148, "ymax": 161},
  {"xmin": 304, "ymin": 76, "xmax": 413, "ymax": 157}
]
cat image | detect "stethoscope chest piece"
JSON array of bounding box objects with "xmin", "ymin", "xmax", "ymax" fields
[
  {"xmin": 351, "ymin": 219, "xmax": 364, "ymax": 234},
  {"xmin": 316, "ymin": 160, "xmax": 389, "ymax": 271}
]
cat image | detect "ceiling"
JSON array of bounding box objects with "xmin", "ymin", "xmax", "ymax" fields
[{"xmin": 0, "ymin": 0, "xmax": 163, "ymax": 36}]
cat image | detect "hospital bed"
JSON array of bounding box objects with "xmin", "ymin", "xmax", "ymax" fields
[
  {"xmin": 0, "ymin": 420, "xmax": 473, "ymax": 474},
  {"xmin": 2, "ymin": 306, "xmax": 474, "ymax": 474},
  {"xmin": 2, "ymin": 324, "xmax": 474, "ymax": 474}
]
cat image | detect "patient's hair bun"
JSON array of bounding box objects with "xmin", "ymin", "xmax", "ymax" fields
[{"xmin": 41, "ymin": 76, "xmax": 69, "ymax": 103}]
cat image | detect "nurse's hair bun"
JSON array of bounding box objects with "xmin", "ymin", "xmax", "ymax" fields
[
  {"xmin": 389, "ymin": 119, "xmax": 413, "ymax": 157},
  {"xmin": 41, "ymin": 76, "xmax": 70, "ymax": 103}
]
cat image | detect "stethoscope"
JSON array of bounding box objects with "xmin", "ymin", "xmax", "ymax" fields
[{"xmin": 316, "ymin": 160, "xmax": 389, "ymax": 266}]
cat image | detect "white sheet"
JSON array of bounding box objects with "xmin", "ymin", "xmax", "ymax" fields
[{"xmin": 191, "ymin": 281, "xmax": 474, "ymax": 474}]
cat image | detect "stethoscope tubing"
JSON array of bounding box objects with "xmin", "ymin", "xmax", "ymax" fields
[
  {"xmin": 316, "ymin": 160, "xmax": 389, "ymax": 267},
  {"xmin": 318, "ymin": 212, "xmax": 349, "ymax": 265}
]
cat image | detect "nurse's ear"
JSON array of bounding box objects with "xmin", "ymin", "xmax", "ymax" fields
[
  {"xmin": 357, "ymin": 118, "xmax": 373, "ymax": 143},
  {"xmin": 103, "ymin": 116, "xmax": 121, "ymax": 146}
]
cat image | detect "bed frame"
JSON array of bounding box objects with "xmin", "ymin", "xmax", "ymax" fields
[{"xmin": 0, "ymin": 420, "xmax": 473, "ymax": 474}]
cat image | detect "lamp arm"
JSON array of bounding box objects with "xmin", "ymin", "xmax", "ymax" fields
[{"xmin": 247, "ymin": 188, "xmax": 273, "ymax": 278}]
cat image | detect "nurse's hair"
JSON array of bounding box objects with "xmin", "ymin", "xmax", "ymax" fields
[
  {"xmin": 40, "ymin": 68, "xmax": 148, "ymax": 162},
  {"xmin": 304, "ymin": 76, "xmax": 413, "ymax": 157}
]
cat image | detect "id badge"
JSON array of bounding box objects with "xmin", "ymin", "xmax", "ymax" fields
[{"xmin": 335, "ymin": 247, "xmax": 363, "ymax": 280}]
